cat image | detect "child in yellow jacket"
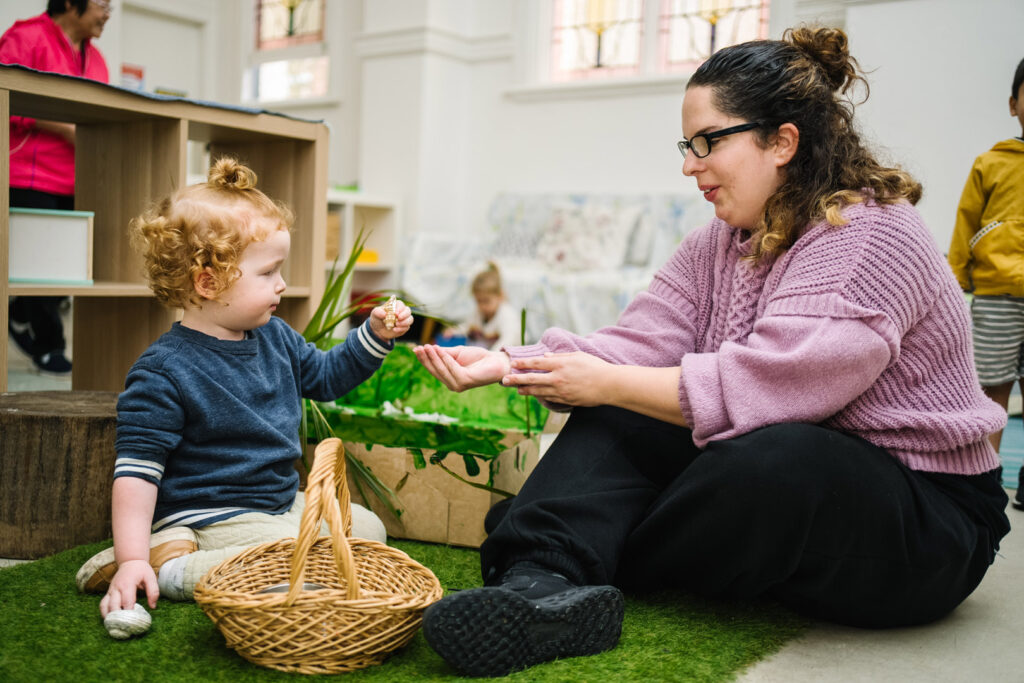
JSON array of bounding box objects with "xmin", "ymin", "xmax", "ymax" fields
[{"xmin": 948, "ymin": 56, "xmax": 1024, "ymax": 508}]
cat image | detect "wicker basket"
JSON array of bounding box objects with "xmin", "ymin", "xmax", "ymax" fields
[{"xmin": 193, "ymin": 438, "xmax": 443, "ymax": 674}]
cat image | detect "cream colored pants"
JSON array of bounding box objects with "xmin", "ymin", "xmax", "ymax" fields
[{"xmin": 181, "ymin": 492, "xmax": 386, "ymax": 597}]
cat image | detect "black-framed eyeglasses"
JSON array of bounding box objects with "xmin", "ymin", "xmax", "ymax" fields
[{"xmin": 677, "ymin": 122, "xmax": 762, "ymax": 159}]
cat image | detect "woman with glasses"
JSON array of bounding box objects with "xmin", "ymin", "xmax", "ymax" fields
[
  {"xmin": 2, "ymin": 0, "xmax": 111, "ymax": 375},
  {"xmin": 414, "ymin": 27, "xmax": 1010, "ymax": 678}
]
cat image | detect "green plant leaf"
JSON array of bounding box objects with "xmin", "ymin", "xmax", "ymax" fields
[
  {"xmin": 299, "ymin": 226, "xmax": 546, "ymax": 509},
  {"xmin": 410, "ymin": 448, "xmax": 427, "ymax": 470},
  {"xmin": 462, "ymin": 453, "xmax": 481, "ymax": 477}
]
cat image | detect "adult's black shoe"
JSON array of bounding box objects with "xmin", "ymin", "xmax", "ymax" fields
[{"xmin": 422, "ymin": 563, "xmax": 624, "ymax": 677}]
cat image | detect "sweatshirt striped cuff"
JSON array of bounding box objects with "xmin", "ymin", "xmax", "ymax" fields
[
  {"xmin": 355, "ymin": 320, "xmax": 392, "ymax": 360},
  {"xmin": 113, "ymin": 456, "xmax": 165, "ymax": 484}
]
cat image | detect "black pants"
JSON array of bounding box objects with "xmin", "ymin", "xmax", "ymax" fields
[
  {"xmin": 8, "ymin": 188, "xmax": 72, "ymax": 355},
  {"xmin": 482, "ymin": 406, "xmax": 1010, "ymax": 628}
]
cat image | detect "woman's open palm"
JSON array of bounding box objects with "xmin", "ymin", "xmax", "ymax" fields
[{"xmin": 413, "ymin": 344, "xmax": 510, "ymax": 392}]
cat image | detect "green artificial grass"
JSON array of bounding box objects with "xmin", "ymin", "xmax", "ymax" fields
[{"xmin": 0, "ymin": 540, "xmax": 808, "ymax": 682}]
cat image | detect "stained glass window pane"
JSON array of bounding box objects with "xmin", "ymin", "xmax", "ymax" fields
[
  {"xmin": 551, "ymin": 0, "xmax": 644, "ymax": 81},
  {"xmin": 256, "ymin": 0, "xmax": 324, "ymax": 51},
  {"xmin": 659, "ymin": 0, "xmax": 769, "ymax": 72}
]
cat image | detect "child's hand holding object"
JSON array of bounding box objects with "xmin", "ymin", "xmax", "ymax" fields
[
  {"xmin": 371, "ymin": 296, "xmax": 412, "ymax": 340},
  {"xmin": 104, "ymin": 603, "xmax": 152, "ymax": 640}
]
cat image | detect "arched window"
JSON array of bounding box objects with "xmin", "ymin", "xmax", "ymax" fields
[
  {"xmin": 659, "ymin": 0, "xmax": 770, "ymax": 73},
  {"xmin": 551, "ymin": 0, "xmax": 644, "ymax": 81},
  {"xmin": 550, "ymin": 0, "xmax": 769, "ymax": 82}
]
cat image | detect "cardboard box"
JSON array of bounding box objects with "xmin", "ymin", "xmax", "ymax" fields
[
  {"xmin": 9, "ymin": 208, "xmax": 94, "ymax": 284},
  {"xmin": 344, "ymin": 431, "xmax": 540, "ymax": 547}
]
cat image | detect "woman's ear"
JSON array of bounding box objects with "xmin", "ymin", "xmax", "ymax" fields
[
  {"xmin": 193, "ymin": 268, "xmax": 218, "ymax": 300},
  {"xmin": 773, "ymin": 122, "xmax": 799, "ymax": 167}
]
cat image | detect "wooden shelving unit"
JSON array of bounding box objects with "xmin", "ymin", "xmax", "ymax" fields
[
  {"xmin": 1, "ymin": 66, "xmax": 328, "ymax": 392},
  {"xmin": 325, "ymin": 188, "xmax": 399, "ymax": 293}
]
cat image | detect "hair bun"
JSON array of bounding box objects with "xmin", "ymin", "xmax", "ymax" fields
[
  {"xmin": 207, "ymin": 157, "xmax": 257, "ymax": 190},
  {"xmin": 786, "ymin": 26, "xmax": 859, "ymax": 94}
]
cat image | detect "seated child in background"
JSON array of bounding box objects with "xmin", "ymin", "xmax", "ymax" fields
[
  {"xmin": 947, "ymin": 57, "xmax": 1024, "ymax": 509},
  {"xmin": 443, "ymin": 262, "xmax": 521, "ymax": 350},
  {"xmin": 76, "ymin": 157, "xmax": 413, "ymax": 618}
]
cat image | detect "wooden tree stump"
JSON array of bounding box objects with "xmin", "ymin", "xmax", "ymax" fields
[{"xmin": 0, "ymin": 391, "xmax": 119, "ymax": 559}]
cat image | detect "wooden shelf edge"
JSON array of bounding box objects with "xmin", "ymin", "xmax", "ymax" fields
[
  {"xmin": 8, "ymin": 282, "xmax": 312, "ymax": 297},
  {"xmin": 8, "ymin": 282, "xmax": 152, "ymax": 296}
]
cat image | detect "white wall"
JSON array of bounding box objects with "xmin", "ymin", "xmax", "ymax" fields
[
  {"xmin": 4, "ymin": 0, "xmax": 1021, "ymax": 252},
  {"xmin": 847, "ymin": 0, "xmax": 1024, "ymax": 252},
  {"xmin": 444, "ymin": 0, "xmax": 1024, "ymax": 247},
  {"xmin": 120, "ymin": 3, "xmax": 205, "ymax": 97}
]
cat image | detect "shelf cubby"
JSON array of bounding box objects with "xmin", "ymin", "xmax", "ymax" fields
[{"xmin": 1, "ymin": 66, "xmax": 328, "ymax": 392}]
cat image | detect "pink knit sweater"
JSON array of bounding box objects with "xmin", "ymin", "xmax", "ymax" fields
[{"xmin": 507, "ymin": 200, "xmax": 1004, "ymax": 474}]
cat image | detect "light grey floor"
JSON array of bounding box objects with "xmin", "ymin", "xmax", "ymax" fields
[
  {"xmin": 6, "ymin": 298, "xmax": 73, "ymax": 392},
  {"xmin": 738, "ymin": 499, "xmax": 1023, "ymax": 682}
]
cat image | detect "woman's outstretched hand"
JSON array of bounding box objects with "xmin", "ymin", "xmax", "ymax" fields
[
  {"xmin": 413, "ymin": 344, "xmax": 511, "ymax": 392},
  {"xmin": 504, "ymin": 352, "xmax": 611, "ymax": 407}
]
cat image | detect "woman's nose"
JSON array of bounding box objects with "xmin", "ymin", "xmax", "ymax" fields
[{"xmin": 682, "ymin": 152, "xmax": 702, "ymax": 177}]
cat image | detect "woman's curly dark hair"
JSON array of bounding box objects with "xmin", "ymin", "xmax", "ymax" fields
[
  {"xmin": 129, "ymin": 157, "xmax": 294, "ymax": 309},
  {"xmin": 688, "ymin": 26, "xmax": 922, "ymax": 260}
]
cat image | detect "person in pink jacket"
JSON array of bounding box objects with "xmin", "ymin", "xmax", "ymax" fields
[
  {"xmin": 413, "ymin": 27, "xmax": 1011, "ymax": 678},
  {"xmin": 2, "ymin": 1, "xmax": 111, "ymax": 374}
]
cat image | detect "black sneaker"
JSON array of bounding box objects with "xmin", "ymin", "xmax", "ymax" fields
[
  {"xmin": 8, "ymin": 319, "xmax": 36, "ymax": 358},
  {"xmin": 422, "ymin": 564, "xmax": 624, "ymax": 677},
  {"xmin": 33, "ymin": 351, "xmax": 72, "ymax": 375}
]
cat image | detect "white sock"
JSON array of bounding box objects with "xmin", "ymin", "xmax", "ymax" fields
[{"xmin": 157, "ymin": 553, "xmax": 190, "ymax": 601}]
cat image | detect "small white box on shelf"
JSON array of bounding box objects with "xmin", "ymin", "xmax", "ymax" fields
[{"xmin": 8, "ymin": 208, "xmax": 94, "ymax": 284}]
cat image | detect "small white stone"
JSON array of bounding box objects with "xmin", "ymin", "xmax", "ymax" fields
[{"xmin": 103, "ymin": 603, "xmax": 152, "ymax": 640}]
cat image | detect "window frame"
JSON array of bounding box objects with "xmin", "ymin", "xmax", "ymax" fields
[{"xmin": 242, "ymin": 0, "xmax": 335, "ymax": 107}]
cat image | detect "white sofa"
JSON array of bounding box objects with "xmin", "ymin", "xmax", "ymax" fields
[{"xmin": 402, "ymin": 192, "xmax": 713, "ymax": 342}]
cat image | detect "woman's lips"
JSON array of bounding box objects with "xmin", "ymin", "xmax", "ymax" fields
[{"xmin": 701, "ymin": 185, "xmax": 719, "ymax": 202}]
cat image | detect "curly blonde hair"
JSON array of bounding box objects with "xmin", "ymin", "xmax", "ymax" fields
[
  {"xmin": 129, "ymin": 157, "xmax": 294, "ymax": 308},
  {"xmin": 688, "ymin": 26, "xmax": 922, "ymax": 260}
]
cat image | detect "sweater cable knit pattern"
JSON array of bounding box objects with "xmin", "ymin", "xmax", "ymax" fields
[{"xmin": 506, "ymin": 201, "xmax": 1004, "ymax": 475}]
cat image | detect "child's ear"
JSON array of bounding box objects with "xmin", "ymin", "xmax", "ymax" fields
[
  {"xmin": 193, "ymin": 268, "xmax": 218, "ymax": 300},
  {"xmin": 1011, "ymin": 96, "xmax": 1018, "ymax": 116}
]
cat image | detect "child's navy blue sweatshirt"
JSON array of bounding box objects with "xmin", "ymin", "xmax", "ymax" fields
[{"xmin": 114, "ymin": 316, "xmax": 391, "ymax": 531}]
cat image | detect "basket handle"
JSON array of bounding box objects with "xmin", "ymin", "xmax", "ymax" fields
[{"xmin": 285, "ymin": 438, "xmax": 361, "ymax": 604}]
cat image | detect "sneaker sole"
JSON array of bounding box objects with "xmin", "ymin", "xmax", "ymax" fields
[
  {"xmin": 422, "ymin": 585, "xmax": 624, "ymax": 677},
  {"xmin": 75, "ymin": 526, "xmax": 198, "ymax": 593}
]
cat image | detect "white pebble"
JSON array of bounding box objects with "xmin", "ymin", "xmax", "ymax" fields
[{"xmin": 103, "ymin": 603, "xmax": 152, "ymax": 640}]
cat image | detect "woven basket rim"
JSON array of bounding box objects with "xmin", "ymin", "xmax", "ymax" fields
[{"xmin": 193, "ymin": 438, "xmax": 443, "ymax": 674}]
